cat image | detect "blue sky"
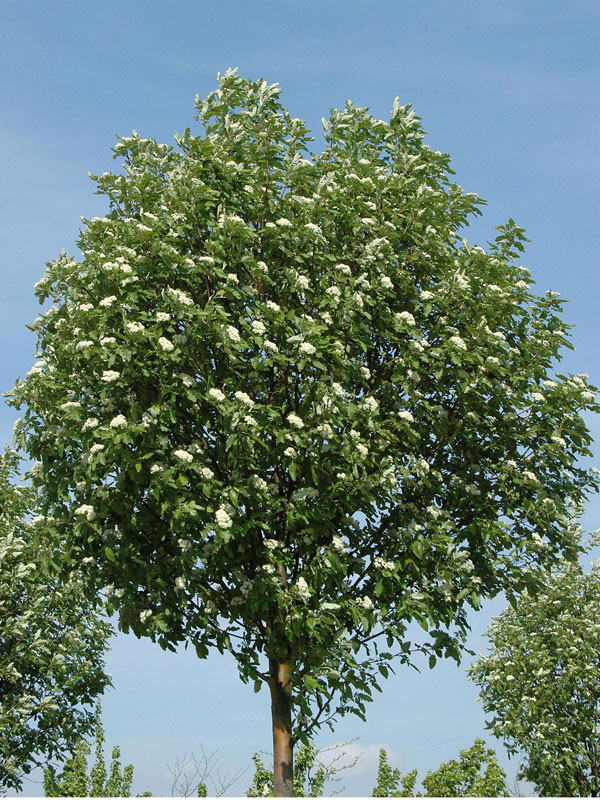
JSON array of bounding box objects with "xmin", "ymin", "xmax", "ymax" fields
[{"xmin": 2, "ymin": 1, "xmax": 599, "ymax": 795}]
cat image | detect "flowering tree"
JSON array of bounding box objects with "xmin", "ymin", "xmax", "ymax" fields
[
  {"xmin": 8, "ymin": 69, "xmax": 599, "ymax": 795},
  {"xmin": 0, "ymin": 449, "xmax": 111, "ymax": 792},
  {"xmin": 469, "ymin": 542, "xmax": 600, "ymax": 796}
]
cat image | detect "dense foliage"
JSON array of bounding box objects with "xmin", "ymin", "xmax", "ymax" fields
[
  {"xmin": 7, "ymin": 68, "xmax": 598, "ymax": 774},
  {"xmin": 371, "ymin": 740, "xmax": 507, "ymax": 797},
  {"xmin": 43, "ymin": 706, "xmax": 140, "ymax": 797},
  {"xmin": 0, "ymin": 449, "xmax": 111, "ymax": 792},
  {"xmin": 469, "ymin": 546, "xmax": 600, "ymax": 796}
]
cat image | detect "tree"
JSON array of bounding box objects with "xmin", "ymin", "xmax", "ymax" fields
[
  {"xmin": 0, "ymin": 448, "xmax": 112, "ymax": 792},
  {"xmin": 371, "ymin": 740, "xmax": 507, "ymax": 796},
  {"xmin": 246, "ymin": 741, "xmax": 358, "ymax": 797},
  {"xmin": 43, "ymin": 705, "xmax": 142, "ymax": 797},
  {"xmin": 8, "ymin": 68, "xmax": 599, "ymax": 795},
  {"xmin": 469, "ymin": 542, "xmax": 600, "ymax": 796}
]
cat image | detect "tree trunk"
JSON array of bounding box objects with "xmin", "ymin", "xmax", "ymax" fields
[{"xmin": 269, "ymin": 657, "xmax": 294, "ymax": 796}]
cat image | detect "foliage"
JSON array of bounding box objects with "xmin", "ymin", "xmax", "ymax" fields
[
  {"xmin": 371, "ymin": 740, "xmax": 507, "ymax": 796},
  {"xmin": 0, "ymin": 448, "xmax": 112, "ymax": 792},
  {"xmin": 469, "ymin": 545, "xmax": 600, "ymax": 796},
  {"xmin": 43, "ymin": 705, "xmax": 139, "ymax": 797},
  {"xmin": 8, "ymin": 67, "xmax": 599, "ymax": 749},
  {"xmin": 246, "ymin": 741, "xmax": 355, "ymax": 797}
]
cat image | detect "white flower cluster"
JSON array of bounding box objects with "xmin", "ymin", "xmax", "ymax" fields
[
  {"xmin": 264, "ymin": 340, "xmax": 278, "ymax": 353},
  {"xmin": 357, "ymin": 596, "xmax": 373, "ymax": 610},
  {"xmin": 83, "ymin": 418, "xmax": 99, "ymax": 430},
  {"xmin": 159, "ymin": 337, "xmax": 175, "ymax": 352},
  {"xmin": 251, "ymin": 319, "xmax": 266, "ymax": 334},
  {"xmin": 110, "ymin": 415, "xmax": 127, "ymax": 428},
  {"xmin": 295, "ymin": 577, "xmax": 311, "ymax": 601},
  {"xmin": 208, "ymin": 388, "xmax": 226, "ymax": 402},
  {"xmin": 395, "ymin": 311, "xmax": 416, "ymax": 326},
  {"xmin": 167, "ymin": 287, "xmax": 194, "ymax": 306},
  {"xmin": 331, "ymin": 536, "xmax": 346, "ymax": 553},
  {"xmin": 199, "ymin": 467, "xmax": 214, "ymax": 480},
  {"xmin": 174, "ymin": 449, "xmax": 193, "ymax": 463},
  {"xmin": 234, "ymin": 391, "xmax": 254, "ymax": 407},
  {"xmin": 101, "ymin": 370, "xmax": 120, "ymax": 383},
  {"xmin": 373, "ymin": 556, "xmax": 395, "ymax": 570},
  {"xmin": 126, "ymin": 321, "xmax": 145, "ymax": 334},
  {"xmin": 227, "ymin": 325, "xmax": 241, "ymax": 342},
  {"xmin": 397, "ymin": 410, "xmax": 414, "ymax": 422},
  {"xmin": 449, "ymin": 335, "xmax": 467, "ymax": 350},
  {"xmin": 75, "ymin": 504, "xmax": 95, "ymax": 521},
  {"xmin": 299, "ymin": 342, "xmax": 316, "ymax": 355},
  {"xmin": 287, "ymin": 413, "xmax": 304, "ymax": 429},
  {"xmin": 215, "ymin": 507, "xmax": 233, "ymax": 529}
]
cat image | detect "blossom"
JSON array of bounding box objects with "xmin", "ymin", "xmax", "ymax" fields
[
  {"xmin": 265, "ymin": 300, "xmax": 280, "ymax": 312},
  {"xmin": 531, "ymin": 392, "xmax": 545, "ymax": 403},
  {"xmin": 331, "ymin": 536, "xmax": 346, "ymax": 553},
  {"xmin": 251, "ymin": 319, "xmax": 266, "ymax": 334},
  {"xmin": 101, "ymin": 370, "xmax": 120, "ymax": 383},
  {"xmin": 208, "ymin": 388, "xmax": 226, "ymax": 402},
  {"xmin": 380, "ymin": 275, "xmax": 393, "ymax": 289},
  {"xmin": 156, "ymin": 311, "xmax": 171, "ymax": 322},
  {"xmin": 76, "ymin": 340, "xmax": 94, "ymax": 350},
  {"xmin": 326, "ymin": 286, "xmax": 341, "ymax": 300},
  {"xmin": 150, "ymin": 464, "xmax": 161, "ymax": 474},
  {"xmin": 287, "ymin": 413, "xmax": 304, "ymax": 429},
  {"xmin": 299, "ymin": 342, "xmax": 316, "ymax": 355},
  {"xmin": 297, "ymin": 275, "xmax": 310, "ymax": 290},
  {"xmin": 167, "ymin": 287, "xmax": 194, "ymax": 306},
  {"xmin": 357, "ymin": 596, "xmax": 373, "ymax": 610},
  {"xmin": 75, "ymin": 504, "xmax": 95, "ymax": 521},
  {"xmin": 335, "ymin": 263, "xmax": 351, "ymax": 275},
  {"xmin": 216, "ymin": 507, "xmax": 233, "ymax": 529},
  {"xmin": 304, "ymin": 222, "xmax": 322, "ymax": 235},
  {"xmin": 251, "ymin": 475, "xmax": 268, "ymax": 491},
  {"xmin": 159, "ymin": 337, "xmax": 175, "ymax": 352},
  {"xmin": 522, "ymin": 471, "xmax": 539, "ymax": 482},
  {"xmin": 109, "ymin": 414, "xmax": 127, "ymax": 428},
  {"xmin": 362, "ymin": 396, "xmax": 378, "ymax": 413},
  {"xmin": 322, "ymin": 602, "xmax": 340, "ymax": 611},
  {"xmin": 100, "ymin": 337, "xmax": 116, "ymax": 346},
  {"xmin": 420, "ymin": 290, "xmax": 434, "ymax": 300},
  {"xmin": 174, "ymin": 449, "xmax": 193, "ymax": 463},
  {"xmin": 89, "ymin": 444, "xmax": 105, "ymax": 455},
  {"xmin": 235, "ymin": 391, "xmax": 254, "ymax": 407},
  {"xmin": 227, "ymin": 273, "xmax": 239, "ymax": 283},
  {"xmin": 356, "ymin": 442, "xmax": 369, "ymax": 458},
  {"xmin": 60, "ymin": 401, "xmax": 81, "ymax": 410},
  {"xmin": 82, "ymin": 418, "xmax": 99, "ymax": 430},
  {"xmin": 175, "ymin": 576, "xmax": 186, "ymax": 590},
  {"xmin": 264, "ymin": 340, "xmax": 279, "ymax": 353},
  {"xmin": 79, "ymin": 303, "xmax": 94, "ymax": 312},
  {"xmin": 139, "ymin": 609, "xmax": 153, "ymax": 623},
  {"xmin": 226, "ymin": 325, "xmax": 241, "ymax": 342},
  {"xmin": 395, "ymin": 311, "xmax": 416, "ymax": 326},
  {"xmin": 276, "ymin": 217, "xmax": 293, "ymax": 227},
  {"xmin": 295, "ymin": 577, "xmax": 311, "ymax": 601},
  {"xmin": 284, "ymin": 447, "xmax": 296, "ymax": 458},
  {"xmin": 449, "ymin": 335, "xmax": 467, "ymax": 350},
  {"xmin": 99, "ymin": 296, "xmax": 117, "ymax": 307},
  {"xmin": 244, "ymin": 415, "xmax": 257, "ymax": 426},
  {"xmin": 199, "ymin": 467, "xmax": 214, "ymax": 480},
  {"xmin": 397, "ymin": 410, "xmax": 414, "ymax": 422}
]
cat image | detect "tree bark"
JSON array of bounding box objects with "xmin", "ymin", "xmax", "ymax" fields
[{"xmin": 269, "ymin": 657, "xmax": 294, "ymax": 796}]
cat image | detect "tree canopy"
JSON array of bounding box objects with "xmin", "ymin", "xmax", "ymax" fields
[
  {"xmin": 7, "ymin": 68, "xmax": 599, "ymax": 793},
  {"xmin": 0, "ymin": 449, "xmax": 111, "ymax": 792},
  {"xmin": 469, "ymin": 536, "xmax": 600, "ymax": 796}
]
